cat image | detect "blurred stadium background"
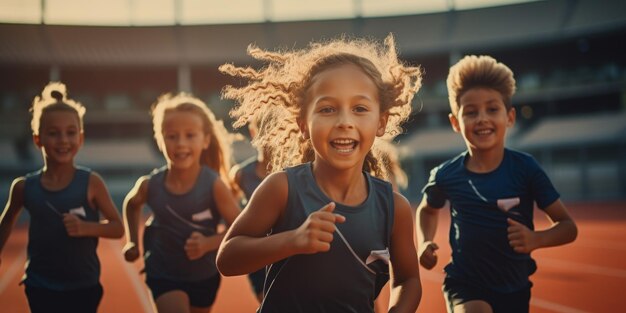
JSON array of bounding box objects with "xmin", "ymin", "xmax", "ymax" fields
[{"xmin": 0, "ymin": 0, "xmax": 625, "ymax": 207}]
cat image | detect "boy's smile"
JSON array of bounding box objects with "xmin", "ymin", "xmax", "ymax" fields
[{"xmin": 449, "ymin": 87, "xmax": 515, "ymax": 154}]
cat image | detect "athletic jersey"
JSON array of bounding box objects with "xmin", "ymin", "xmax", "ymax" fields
[
  {"xmin": 423, "ymin": 148, "xmax": 560, "ymax": 293},
  {"xmin": 143, "ymin": 166, "xmax": 222, "ymax": 281},
  {"xmin": 259, "ymin": 163, "xmax": 394, "ymax": 313},
  {"xmin": 22, "ymin": 166, "xmax": 100, "ymax": 291},
  {"xmin": 237, "ymin": 157, "xmax": 263, "ymax": 202}
]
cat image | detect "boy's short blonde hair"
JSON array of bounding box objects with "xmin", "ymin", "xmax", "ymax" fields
[{"xmin": 447, "ymin": 55, "xmax": 516, "ymax": 115}]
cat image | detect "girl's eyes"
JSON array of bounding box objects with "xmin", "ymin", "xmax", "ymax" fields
[
  {"xmin": 318, "ymin": 107, "xmax": 335, "ymax": 114},
  {"xmin": 354, "ymin": 105, "xmax": 369, "ymax": 113},
  {"xmin": 45, "ymin": 130, "xmax": 78, "ymax": 136},
  {"xmin": 164, "ymin": 132, "xmax": 201, "ymax": 139},
  {"xmin": 317, "ymin": 106, "xmax": 369, "ymax": 113}
]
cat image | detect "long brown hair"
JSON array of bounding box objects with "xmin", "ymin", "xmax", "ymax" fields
[{"xmin": 151, "ymin": 93, "xmax": 239, "ymax": 193}]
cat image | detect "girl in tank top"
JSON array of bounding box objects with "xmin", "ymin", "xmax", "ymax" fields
[
  {"xmin": 0, "ymin": 82, "xmax": 124, "ymax": 313},
  {"xmin": 217, "ymin": 34, "xmax": 423, "ymax": 313},
  {"xmin": 122, "ymin": 93, "xmax": 241, "ymax": 313}
]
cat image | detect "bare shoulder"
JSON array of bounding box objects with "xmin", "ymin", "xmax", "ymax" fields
[
  {"xmin": 244, "ymin": 171, "xmax": 288, "ymax": 217},
  {"xmin": 392, "ymin": 191, "xmax": 412, "ymax": 217},
  {"xmin": 10, "ymin": 176, "xmax": 26, "ymax": 192},
  {"xmin": 88, "ymin": 171, "xmax": 107, "ymax": 188},
  {"xmin": 229, "ymin": 164, "xmax": 243, "ymax": 185},
  {"xmin": 259, "ymin": 171, "xmax": 288, "ymax": 190},
  {"xmin": 4, "ymin": 177, "xmax": 26, "ymax": 211}
]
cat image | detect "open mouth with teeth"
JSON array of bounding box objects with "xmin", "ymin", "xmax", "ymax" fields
[
  {"xmin": 475, "ymin": 129, "xmax": 494, "ymax": 136},
  {"xmin": 330, "ymin": 138, "xmax": 358, "ymax": 153},
  {"xmin": 174, "ymin": 152, "xmax": 192, "ymax": 159}
]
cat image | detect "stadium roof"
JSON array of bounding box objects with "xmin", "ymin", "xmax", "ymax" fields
[
  {"xmin": 1, "ymin": 0, "xmax": 541, "ymax": 26},
  {"xmin": 515, "ymin": 113, "xmax": 626, "ymax": 149},
  {"xmin": 0, "ymin": 0, "xmax": 625, "ymax": 65}
]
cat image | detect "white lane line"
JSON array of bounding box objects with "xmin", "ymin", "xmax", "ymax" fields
[
  {"xmin": 538, "ymin": 257, "xmax": 626, "ymax": 279},
  {"xmin": 0, "ymin": 253, "xmax": 26, "ymax": 294},
  {"xmin": 105, "ymin": 240, "xmax": 155, "ymax": 313},
  {"xmin": 531, "ymin": 298, "xmax": 590, "ymax": 313}
]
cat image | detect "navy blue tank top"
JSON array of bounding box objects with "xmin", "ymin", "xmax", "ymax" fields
[
  {"xmin": 238, "ymin": 157, "xmax": 263, "ymax": 202},
  {"xmin": 259, "ymin": 163, "xmax": 394, "ymax": 313},
  {"xmin": 22, "ymin": 166, "xmax": 100, "ymax": 290},
  {"xmin": 143, "ymin": 166, "xmax": 222, "ymax": 281}
]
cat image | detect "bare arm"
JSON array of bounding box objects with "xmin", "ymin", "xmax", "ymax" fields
[
  {"xmin": 64, "ymin": 173, "xmax": 124, "ymax": 238},
  {"xmin": 415, "ymin": 195, "xmax": 441, "ymax": 270},
  {"xmin": 387, "ymin": 192, "xmax": 421, "ymax": 313},
  {"xmin": 0, "ymin": 178, "xmax": 25, "ymax": 267},
  {"xmin": 122, "ymin": 176, "xmax": 149, "ymax": 262},
  {"xmin": 507, "ymin": 199, "xmax": 577, "ymax": 253},
  {"xmin": 216, "ymin": 172, "xmax": 345, "ymax": 276}
]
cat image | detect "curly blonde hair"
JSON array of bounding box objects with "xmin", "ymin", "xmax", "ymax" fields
[
  {"xmin": 151, "ymin": 93, "xmax": 239, "ymax": 193},
  {"xmin": 221, "ymin": 34, "xmax": 422, "ymax": 178},
  {"xmin": 30, "ymin": 82, "xmax": 86, "ymax": 135},
  {"xmin": 447, "ymin": 55, "xmax": 516, "ymax": 115}
]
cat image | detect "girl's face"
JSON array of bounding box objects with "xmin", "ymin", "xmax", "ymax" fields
[
  {"xmin": 35, "ymin": 110, "xmax": 83, "ymax": 165},
  {"xmin": 449, "ymin": 87, "xmax": 515, "ymax": 153},
  {"xmin": 299, "ymin": 63, "xmax": 388, "ymax": 171},
  {"xmin": 160, "ymin": 110, "xmax": 210, "ymax": 170}
]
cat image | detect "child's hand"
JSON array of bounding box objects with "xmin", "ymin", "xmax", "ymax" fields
[
  {"xmin": 292, "ymin": 202, "xmax": 346, "ymax": 255},
  {"xmin": 123, "ymin": 242, "xmax": 140, "ymax": 262},
  {"xmin": 63, "ymin": 213, "xmax": 86, "ymax": 237},
  {"xmin": 507, "ymin": 218, "xmax": 538, "ymax": 253},
  {"xmin": 418, "ymin": 241, "xmax": 439, "ymax": 270},
  {"xmin": 185, "ymin": 231, "xmax": 208, "ymax": 261}
]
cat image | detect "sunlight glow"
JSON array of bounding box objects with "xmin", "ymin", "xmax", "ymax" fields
[{"xmin": 0, "ymin": 0, "xmax": 544, "ymax": 26}]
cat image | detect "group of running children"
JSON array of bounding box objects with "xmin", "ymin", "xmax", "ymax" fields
[{"xmin": 0, "ymin": 34, "xmax": 577, "ymax": 313}]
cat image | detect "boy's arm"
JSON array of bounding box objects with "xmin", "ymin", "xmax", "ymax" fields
[
  {"xmin": 0, "ymin": 178, "xmax": 25, "ymax": 267},
  {"xmin": 217, "ymin": 171, "xmax": 345, "ymax": 276},
  {"xmin": 507, "ymin": 199, "xmax": 577, "ymax": 253},
  {"xmin": 388, "ymin": 192, "xmax": 421, "ymax": 313},
  {"xmin": 415, "ymin": 195, "xmax": 441, "ymax": 270},
  {"xmin": 63, "ymin": 173, "xmax": 124, "ymax": 238},
  {"xmin": 122, "ymin": 176, "xmax": 149, "ymax": 261}
]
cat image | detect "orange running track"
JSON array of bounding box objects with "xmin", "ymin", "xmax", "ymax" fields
[{"xmin": 1, "ymin": 202, "xmax": 624, "ymax": 312}]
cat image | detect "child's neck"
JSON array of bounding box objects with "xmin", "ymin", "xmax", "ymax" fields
[
  {"xmin": 311, "ymin": 161, "xmax": 367, "ymax": 206},
  {"xmin": 166, "ymin": 164, "xmax": 201, "ymax": 195},
  {"xmin": 466, "ymin": 148, "xmax": 505, "ymax": 173},
  {"xmin": 41, "ymin": 162, "xmax": 76, "ymax": 191}
]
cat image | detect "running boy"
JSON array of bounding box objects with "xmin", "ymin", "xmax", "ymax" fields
[{"xmin": 416, "ymin": 55, "xmax": 578, "ymax": 313}]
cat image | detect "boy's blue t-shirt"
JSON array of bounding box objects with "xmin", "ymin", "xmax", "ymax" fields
[{"xmin": 423, "ymin": 148, "xmax": 560, "ymax": 293}]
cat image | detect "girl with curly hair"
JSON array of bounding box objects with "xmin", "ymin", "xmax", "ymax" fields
[{"xmin": 217, "ymin": 34, "xmax": 423, "ymax": 312}]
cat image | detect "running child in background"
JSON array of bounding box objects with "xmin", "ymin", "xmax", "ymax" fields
[
  {"xmin": 217, "ymin": 34, "xmax": 423, "ymax": 313},
  {"xmin": 0, "ymin": 82, "xmax": 124, "ymax": 313},
  {"xmin": 229, "ymin": 106, "xmax": 286, "ymax": 302},
  {"xmin": 122, "ymin": 93, "xmax": 241, "ymax": 313},
  {"xmin": 416, "ymin": 55, "xmax": 578, "ymax": 313},
  {"xmin": 370, "ymin": 138, "xmax": 410, "ymax": 313}
]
